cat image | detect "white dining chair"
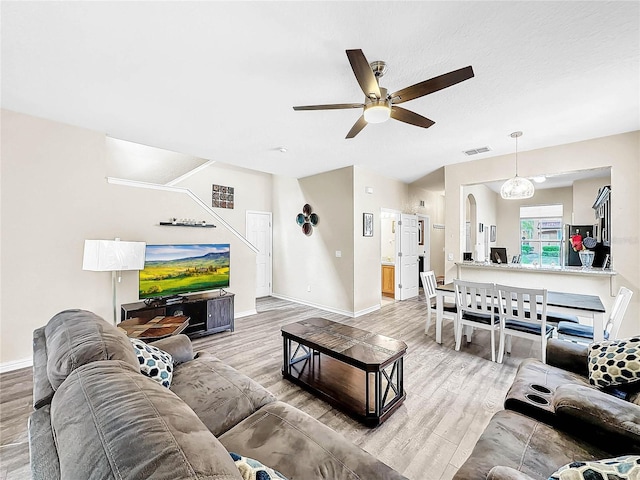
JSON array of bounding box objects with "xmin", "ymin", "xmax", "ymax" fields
[
  {"xmin": 557, "ymin": 286, "xmax": 633, "ymax": 344},
  {"xmin": 496, "ymin": 284, "xmax": 553, "ymax": 364},
  {"xmin": 421, "ymin": 271, "xmax": 456, "ymax": 336},
  {"xmin": 454, "ymin": 279, "xmax": 499, "ymax": 362}
]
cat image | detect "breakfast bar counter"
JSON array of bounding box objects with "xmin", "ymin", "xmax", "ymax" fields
[
  {"xmin": 454, "ymin": 261, "xmax": 617, "ymax": 325},
  {"xmin": 456, "ymin": 261, "xmax": 616, "ymax": 277}
]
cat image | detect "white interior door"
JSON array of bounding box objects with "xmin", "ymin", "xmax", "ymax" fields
[
  {"xmin": 246, "ymin": 211, "xmax": 272, "ymax": 298},
  {"xmin": 397, "ymin": 213, "xmax": 419, "ymax": 300}
]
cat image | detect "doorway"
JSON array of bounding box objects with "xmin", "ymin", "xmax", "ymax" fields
[
  {"xmin": 246, "ymin": 211, "xmax": 272, "ymax": 298},
  {"xmin": 380, "ymin": 209, "xmax": 419, "ymax": 303}
]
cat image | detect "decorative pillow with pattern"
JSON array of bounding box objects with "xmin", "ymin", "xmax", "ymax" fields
[
  {"xmin": 548, "ymin": 455, "xmax": 640, "ymax": 480},
  {"xmin": 588, "ymin": 336, "xmax": 640, "ymax": 388},
  {"xmin": 130, "ymin": 338, "xmax": 173, "ymax": 388},
  {"xmin": 230, "ymin": 452, "xmax": 288, "ymax": 480}
]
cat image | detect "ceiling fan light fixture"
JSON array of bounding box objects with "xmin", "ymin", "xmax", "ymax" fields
[
  {"xmin": 363, "ymin": 99, "xmax": 391, "ymax": 124},
  {"xmin": 501, "ymin": 131, "xmax": 535, "ymax": 200}
]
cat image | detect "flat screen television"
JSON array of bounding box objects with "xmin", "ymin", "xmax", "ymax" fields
[{"xmin": 139, "ymin": 244, "xmax": 230, "ymax": 300}]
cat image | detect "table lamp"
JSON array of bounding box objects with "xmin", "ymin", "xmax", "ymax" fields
[{"xmin": 82, "ymin": 239, "xmax": 146, "ymax": 325}]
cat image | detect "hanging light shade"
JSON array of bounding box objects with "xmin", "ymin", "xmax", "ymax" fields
[{"xmin": 501, "ymin": 131, "xmax": 534, "ymax": 200}]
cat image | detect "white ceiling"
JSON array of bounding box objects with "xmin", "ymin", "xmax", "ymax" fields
[{"xmin": 2, "ymin": 1, "xmax": 638, "ymax": 184}]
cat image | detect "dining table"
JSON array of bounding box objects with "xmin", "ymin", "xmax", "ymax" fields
[{"xmin": 434, "ymin": 282, "xmax": 606, "ymax": 344}]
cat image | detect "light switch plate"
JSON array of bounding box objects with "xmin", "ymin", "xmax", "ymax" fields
[
  {"xmin": 336, "ymin": 251, "xmax": 342, "ymax": 257},
  {"xmin": 447, "ymin": 253, "xmax": 454, "ymax": 261}
]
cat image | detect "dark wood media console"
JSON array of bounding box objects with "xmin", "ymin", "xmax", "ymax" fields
[{"xmin": 120, "ymin": 291, "xmax": 234, "ymax": 338}]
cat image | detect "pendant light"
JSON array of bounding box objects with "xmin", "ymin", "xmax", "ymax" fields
[{"xmin": 500, "ymin": 131, "xmax": 534, "ymax": 200}]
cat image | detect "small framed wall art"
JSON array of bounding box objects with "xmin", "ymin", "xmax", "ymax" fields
[
  {"xmin": 363, "ymin": 212, "xmax": 374, "ymax": 237},
  {"xmin": 212, "ymin": 184, "xmax": 234, "ymax": 209}
]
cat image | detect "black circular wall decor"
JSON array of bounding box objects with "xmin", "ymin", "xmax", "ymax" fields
[{"xmin": 296, "ymin": 204, "xmax": 319, "ymax": 236}]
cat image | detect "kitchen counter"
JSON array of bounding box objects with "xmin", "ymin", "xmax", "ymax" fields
[
  {"xmin": 455, "ymin": 261, "xmax": 617, "ymax": 316},
  {"xmin": 456, "ymin": 261, "xmax": 616, "ymax": 277}
]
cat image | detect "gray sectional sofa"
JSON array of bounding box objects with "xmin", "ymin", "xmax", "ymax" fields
[{"xmin": 29, "ymin": 309, "xmax": 407, "ymax": 479}]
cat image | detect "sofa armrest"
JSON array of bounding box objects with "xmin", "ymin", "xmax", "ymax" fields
[
  {"xmin": 149, "ymin": 334, "xmax": 194, "ymax": 364},
  {"xmin": 33, "ymin": 327, "xmax": 55, "ymax": 408},
  {"xmin": 546, "ymin": 339, "xmax": 589, "ymax": 376},
  {"xmin": 554, "ymin": 384, "xmax": 640, "ymax": 451},
  {"xmin": 487, "ymin": 466, "xmax": 537, "ymax": 480}
]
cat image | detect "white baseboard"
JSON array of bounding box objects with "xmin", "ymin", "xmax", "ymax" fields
[
  {"xmin": 271, "ymin": 293, "xmax": 357, "ymax": 318},
  {"xmin": 0, "ymin": 357, "xmax": 32, "ymax": 373},
  {"xmin": 235, "ymin": 309, "xmax": 257, "ymax": 319},
  {"xmin": 354, "ymin": 304, "xmax": 381, "ymax": 317}
]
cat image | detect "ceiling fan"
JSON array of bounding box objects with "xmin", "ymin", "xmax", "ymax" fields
[{"xmin": 293, "ymin": 49, "xmax": 474, "ymax": 139}]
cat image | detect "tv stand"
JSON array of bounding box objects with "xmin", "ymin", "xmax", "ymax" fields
[{"xmin": 121, "ymin": 291, "xmax": 234, "ymax": 338}]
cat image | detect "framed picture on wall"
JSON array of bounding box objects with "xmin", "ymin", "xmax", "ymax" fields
[
  {"xmin": 490, "ymin": 225, "xmax": 496, "ymax": 242},
  {"xmin": 363, "ymin": 213, "xmax": 374, "ymax": 237}
]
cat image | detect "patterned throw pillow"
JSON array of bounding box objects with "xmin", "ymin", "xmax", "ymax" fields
[
  {"xmin": 230, "ymin": 452, "xmax": 288, "ymax": 480},
  {"xmin": 130, "ymin": 338, "xmax": 173, "ymax": 388},
  {"xmin": 548, "ymin": 455, "xmax": 640, "ymax": 479},
  {"xmin": 588, "ymin": 336, "xmax": 640, "ymax": 388}
]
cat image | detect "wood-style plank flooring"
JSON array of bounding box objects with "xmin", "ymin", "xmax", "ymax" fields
[{"xmin": 0, "ymin": 294, "xmax": 542, "ymax": 480}]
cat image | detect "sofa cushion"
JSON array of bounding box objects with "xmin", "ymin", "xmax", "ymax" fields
[
  {"xmin": 451, "ymin": 410, "xmax": 610, "ymax": 480},
  {"xmin": 130, "ymin": 338, "xmax": 174, "ymax": 388},
  {"xmin": 219, "ymin": 401, "xmax": 407, "ymax": 480},
  {"xmin": 548, "ymin": 455, "xmax": 640, "ymax": 480},
  {"xmin": 553, "ymin": 384, "xmax": 640, "ymax": 453},
  {"xmin": 44, "ymin": 309, "xmax": 139, "ymax": 390},
  {"xmin": 588, "ymin": 336, "xmax": 640, "ymax": 388},
  {"xmin": 170, "ymin": 352, "xmax": 276, "ymax": 437},
  {"xmin": 50, "ymin": 360, "xmax": 242, "ymax": 480}
]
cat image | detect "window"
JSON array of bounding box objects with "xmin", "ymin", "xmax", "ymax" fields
[{"xmin": 520, "ymin": 205, "xmax": 563, "ymax": 266}]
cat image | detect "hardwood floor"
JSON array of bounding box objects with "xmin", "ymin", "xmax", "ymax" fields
[{"xmin": 0, "ymin": 294, "xmax": 541, "ymax": 480}]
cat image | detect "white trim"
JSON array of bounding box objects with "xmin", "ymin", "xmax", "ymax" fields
[
  {"xmin": 0, "ymin": 357, "xmax": 32, "ymax": 373},
  {"xmin": 271, "ymin": 293, "xmax": 355, "ymax": 318},
  {"xmin": 354, "ymin": 304, "xmax": 381, "ymax": 317},
  {"xmin": 235, "ymin": 309, "xmax": 258, "ymax": 319},
  {"xmin": 165, "ymin": 159, "xmax": 216, "ymax": 186},
  {"xmin": 106, "ymin": 177, "xmax": 259, "ymax": 253}
]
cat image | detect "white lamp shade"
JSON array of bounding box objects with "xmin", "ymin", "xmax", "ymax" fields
[
  {"xmin": 500, "ymin": 176, "xmax": 535, "ymax": 200},
  {"xmin": 83, "ymin": 240, "xmax": 146, "ymax": 271}
]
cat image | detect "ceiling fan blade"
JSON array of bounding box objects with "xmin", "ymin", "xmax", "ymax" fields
[
  {"xmin": 293, "ymin": 103, "xmax": 364, "ymax": 111},
  {"xmin": 346, "ymin": 115, "xmax": 367, "ymax": 139},
  {"xmin": 346, "ymin": 49, "xmax": 381, "ymax": 99},
  {"xmin": 390, "ymin": 106, "xmax": 435, "ymax": 129},
  {"xmin": 390, "ymin": 66, "xmax": 474, "ymax": 104}
]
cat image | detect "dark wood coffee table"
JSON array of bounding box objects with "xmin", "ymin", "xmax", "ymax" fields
[
  {"xmin": 281, "ymin": 317, "xmax": 407, "ymax": 426},
  {"xmin": 118, "ymin": 315, "xmax": 190, "ymax": 341}
]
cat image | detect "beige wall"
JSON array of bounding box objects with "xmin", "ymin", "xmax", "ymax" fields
[
  {"xmin": 573, "ymin": 175, "xmax": 610, "ymax": 225},
  {"xmin": 462, "ymin": 184, "xmax": 498, "ymax": 259},
  {"xmin": 271, "ymin": 168, "xmax": 355, "ymax": 314},
  {"xmin": 353, "ymin": 166, "xmax": 408, "ymax": 314},
  {"xmin": 271, "ymin": 166, "xmax": 409, "ymax": 316},
  {"xmin": 0, "ymin": 110, "xmax": 262, "ymax": 367},
  {"xmin": 407, "ymin": 186, "xmax": 446, "ymax": 277},
  {"xmin": 445, "ymin": 131, "xmax": 640, "ymax": 337}
]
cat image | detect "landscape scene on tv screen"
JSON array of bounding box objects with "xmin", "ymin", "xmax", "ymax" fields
[{"xmin": 139, "ymin": 244, "xmax": 230, "ymax": 299}]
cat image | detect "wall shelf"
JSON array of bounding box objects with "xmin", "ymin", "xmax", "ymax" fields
[{"xmin": 159, "ymin": 222, "xmax": 216, "ymax": 228}]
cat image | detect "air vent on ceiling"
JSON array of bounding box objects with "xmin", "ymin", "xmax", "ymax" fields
[{"xmin": 463, "ymin": 146, "xmax": 492, "ymax": 156}]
